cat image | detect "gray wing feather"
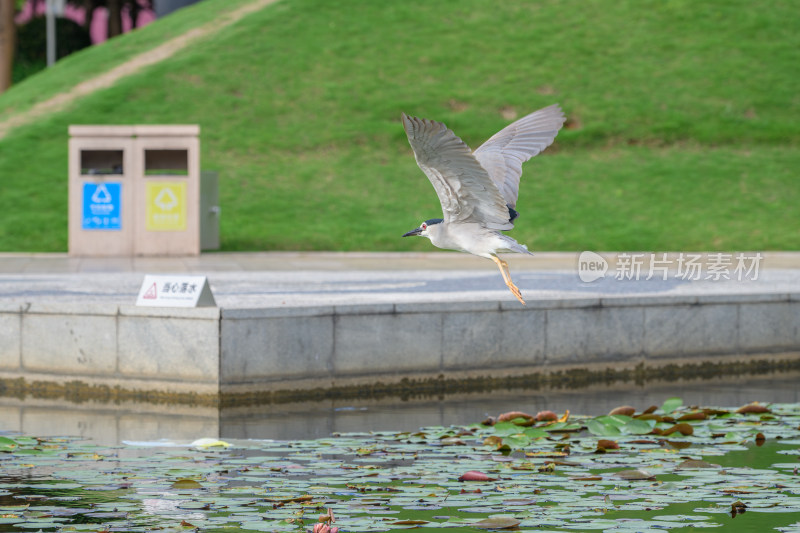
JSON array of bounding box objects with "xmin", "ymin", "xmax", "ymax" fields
[
  {"xmin": 402, "ymin": 113, "xmax": 513, "ymax": 230},
  {"xmin": 473, "ymin": 104, "xmax": 566, "ymax": 208}
]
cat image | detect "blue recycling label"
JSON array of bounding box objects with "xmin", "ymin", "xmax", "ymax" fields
[{"xmin": 82, "ymin": 182, "xmax": 122, "ymax": 230}]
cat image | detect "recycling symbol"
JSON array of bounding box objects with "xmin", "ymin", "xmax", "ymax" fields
[
  {"xmin": 91, "ymin": 184, "xmax": 112, "ymax": 203},
  {"xmin": 154, "ymin": 187, "xmax": 179, "ymax": 211}
]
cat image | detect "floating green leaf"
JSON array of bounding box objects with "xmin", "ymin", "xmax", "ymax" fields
[
  {"xmin": 522, "ymin": 427, "xmax": 548, "ymax": 439},
  {"xmin": 661, "ymin": 397, "xmax": 684, "ymax": 414},
  {"xmin": 490, "ymin": 422, "xmax": 526, "ymax": 436},
  {"xmin": 472, "ymin": 516, "xmax": 521, "ymax": 529},
  {"xmin": 622, "ymin": 418, "xmax": 655, "ymax": 435},
  {"xmin": 0, "ymin": 436, "xmax": 17, "ymax": 452},
  {"xmin": 171, "ymin": 478, "xmax": 204, "ymax": 489},
  {"xmin": 587, "ymin": 418, "xmax": 622, "ymax": 436}
]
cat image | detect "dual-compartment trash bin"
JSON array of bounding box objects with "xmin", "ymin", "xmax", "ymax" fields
[{"xmin": 68, "ymin": 125, "xmax": 218, "ymax": 256}]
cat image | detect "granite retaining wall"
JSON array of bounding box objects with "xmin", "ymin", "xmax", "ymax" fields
[{"xmin": 1, "ymin": 292, "xmax": 798, "ymax": 403}]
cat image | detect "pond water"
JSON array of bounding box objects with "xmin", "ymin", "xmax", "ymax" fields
[
  {"xmin": 1, "ymin": 373, "xmax": 799, "ymax": 445},
  {"xmin": 1, "ymin": 393, "xmax": 798, "ymax": 532}
]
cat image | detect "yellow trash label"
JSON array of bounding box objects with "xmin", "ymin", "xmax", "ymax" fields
[{"xmin": 146, "ymin": 182, "xmax": 186, "ymax": 231}]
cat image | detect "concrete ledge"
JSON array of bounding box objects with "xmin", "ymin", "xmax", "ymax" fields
[
  {"xmin": 1, "ymin": 304, "xmax": 220, "ymax": 393},
  {"xmin": 22, "ymin": 312, "xmax": 117, "ymax": 375},
  {"xmin": 0, "ymin": 292, "xmax": 799, "ymax": 402},
  {"xmin": 27, "ymin": 302, "xmax": 121, "ymax": 316},
  {"xmin": 119, "ymin": 305, "xmax": 221, "ymax": 319},
  {"xmin": 0, "ymin": 308, "xmax": 21, "ymax": 370},
  {"xmin": 118, "ymin": 314, "xmax": 219, "ymax": 380},
  {"xmin": 221, "ymin": 306, "xmax": 335, "ymax": 319}
]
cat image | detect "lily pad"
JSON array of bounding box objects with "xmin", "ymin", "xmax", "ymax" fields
[{"xmin": 472, "ymin": 516, "xmax": 521, "ymax": 529}]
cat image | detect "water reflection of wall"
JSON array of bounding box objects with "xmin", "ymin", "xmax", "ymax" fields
[
  {"xmin": 0, "ymin": 398, "xmax": 219, "ymax": 447},
  {"xmin": 1, "ymin": 374, "xmax": 798, "ymax": 446}
]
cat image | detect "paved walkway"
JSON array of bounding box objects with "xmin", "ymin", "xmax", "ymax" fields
[{"xmin": 1, "ymin": 251, "xmax": 798, "ymax": 308}]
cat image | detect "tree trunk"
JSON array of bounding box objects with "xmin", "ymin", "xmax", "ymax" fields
[
  {"xmin": 85, "ymin": 3, "xmax": 97, "ymax": 38},
  {"xmin": 107, "ymin": 0, "xmax": 122, "ymax": 38},
  {"xmin": 0, "ymin": 0, "xmax": 16, "ymax": 93},
  {"xmin": 129, "ymin": 0, "xmax": 141, "ymax": 29}
]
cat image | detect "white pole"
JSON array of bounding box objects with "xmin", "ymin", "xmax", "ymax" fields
[{"xmin": 46, "ymin": 0, "xmax": 56, "ymax": 66}]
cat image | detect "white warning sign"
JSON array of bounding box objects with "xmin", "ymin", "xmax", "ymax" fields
[{"xmin": 135, "ymin": 275, "xmax": 216, "ymax": 307}]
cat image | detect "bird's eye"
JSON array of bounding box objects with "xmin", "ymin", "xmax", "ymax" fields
[{"xmin": 421, "ymin": 223, "xmax": 427, "ymax": 230}]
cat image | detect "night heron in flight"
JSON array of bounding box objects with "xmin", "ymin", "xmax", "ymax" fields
[{"xmin": 401, "ymin": 104, "xmax": 566, "ymax": 305}]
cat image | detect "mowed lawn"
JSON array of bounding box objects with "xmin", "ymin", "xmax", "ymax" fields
[{"xmin": 0, "ymin": 0, "xmax": 797, "ymax": 252}]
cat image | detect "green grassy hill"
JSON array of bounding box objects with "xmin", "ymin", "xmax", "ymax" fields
[{"xmin": 0, "ymin": 0, "xmax": 797, "ymax": 253}]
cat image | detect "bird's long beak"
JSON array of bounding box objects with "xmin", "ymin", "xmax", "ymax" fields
[{"xmin": 402, "ymin": 227, "xmax": 422, "ymax": 237}]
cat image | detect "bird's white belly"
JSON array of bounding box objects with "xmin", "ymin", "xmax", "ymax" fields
[{"xmin": 430, "ymin": 223, "xmax": 507, "ymax": 258}]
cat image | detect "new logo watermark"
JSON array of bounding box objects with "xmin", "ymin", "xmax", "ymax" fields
[
  {"xmin": 578, "ymin": 252, "xmax": 763, "ymax": 283},
  {"xmin": 578, "ymin": 251, "xmax": 608, "ymax": 282}
]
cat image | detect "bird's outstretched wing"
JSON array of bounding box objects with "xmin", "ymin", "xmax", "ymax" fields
[
  {"xmin": 473, "ymin": 104, "xmax": 566, "ymax": 209},
  {"xmin": 402, "ymin": 113, "xmax": 513, "ymax": 230}
]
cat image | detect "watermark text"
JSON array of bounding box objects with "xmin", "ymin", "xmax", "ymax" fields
[{"xmin": 578, "ymin": 252, "xmax": 763, "ymax": 283}]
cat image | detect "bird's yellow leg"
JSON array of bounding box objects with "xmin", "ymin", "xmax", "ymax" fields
[{"xmin": 490, "ymin": 256, "xmax": 526, "ymax": 305}]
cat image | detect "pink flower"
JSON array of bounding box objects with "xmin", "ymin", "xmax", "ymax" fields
[{"xmin": 312, "ymin": 509, "xmax": 337, "ymax": 533}]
